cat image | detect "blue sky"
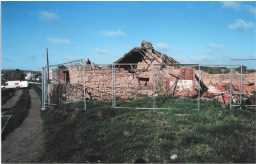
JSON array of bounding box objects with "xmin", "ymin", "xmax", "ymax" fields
[{"xmin": 2, "ymin": 1, "xmax": 256, "ymax": 70}]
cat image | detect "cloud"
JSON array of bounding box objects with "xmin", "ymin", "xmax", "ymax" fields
[
  {"xmin": 228, "ymin": 19, "xmax": 254, "ymax": 30},
  {"xmin": 48, "ymin": 37, "xmax": 71, "ymax": 44},
  {"xmin": 95, "ymin": 48, "xmax": 110, "ymax": 55},
  {"xmin": 39, "ymin": 11, "xmax": 59, "ymax": 22},
  {"xmin": 100, "ymin": 29, "xmax": 126, "ymax": 37},
  {"xmin": 222, "ymin": 2, "xmax": 256, "ymax": 16},
  {"xmin": 222, "ymin": 1, "xmax": 240, "ymax": 9}
]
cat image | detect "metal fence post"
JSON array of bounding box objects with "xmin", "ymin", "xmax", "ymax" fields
[
  {"xmin": 41, "ymin": 67, "xmax": 45, "ymax": 111},
  {"xmin": 229, "ymin": 68, "xmax": 233, "ymax": 110},
  {"xmin": 45, "ymin": 66, "xmax": 48, "ymax": 110},
  {"xmin": 112, "ymin": 63, "xmax": 116, "ymax": 108},
  {"xmin": 82, "ymin": 59, "xmax": 87, "ymax": 112},
  {"xmin": 240, "ymin": 65, "xmax": 243, "ymax": 109},
  {"xmin": 41, "ymin": 67, "xmax": 47, "ymax": 111},
  {"xmin": 152, "ymin": 64, "xmax": 157, "ymax": 110},
  {"xmin": 198, "ymin": 64, "xmax": 201, "ymax": 111}
]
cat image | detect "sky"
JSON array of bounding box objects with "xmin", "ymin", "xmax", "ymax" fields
[{"xmin": 2, "ymin": 1, "xmax": 256, "ymax": 70}]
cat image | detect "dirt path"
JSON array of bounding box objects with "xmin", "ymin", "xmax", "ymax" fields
[
  {"xmin": 2, "ymin": 88, "xmax": 44, "ymax": 162},
  {"xmin": 2, "ymin": 89, "xmax": 23, "ymax": 109}
]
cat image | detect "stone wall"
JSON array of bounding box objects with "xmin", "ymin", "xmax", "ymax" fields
[
  {"xmin": 65, "ymin": 64, "xmax": 158, "ymax": 100},
  {"xmin": 62, "ymin": 64, "xmax": 200, "ymax": 101},
  {"xmin": 49, "ymin": 64, "xmax": 256, "ymax": 104}
]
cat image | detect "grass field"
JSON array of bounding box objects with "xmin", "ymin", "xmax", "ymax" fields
[{"xmin": 40, "ymin": 97, "xmax": 256, "ymax": 163}]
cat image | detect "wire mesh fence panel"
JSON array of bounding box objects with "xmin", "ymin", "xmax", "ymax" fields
[
  {"xmin": 242, "ymin": 65, "xmax": 256, "ymax": 109},
  {"xmin": 113, "ymin": 63, "xmax": 202, "ymax": 110},
  {"xmin": 230, "ymin": 60, "xmax": 256, "ymax": 109},
  {"xmin": 230, "ymin": 66, "xmax": 244, "ymax": 108},
  {"xmin": 198, "ymin": 65, "xmax": 241, "ymax": 110},
  {"xmin": 42, "ymin": 59, "xmax": 256, "ymax": 111},
  {"xmin": 44, "ymin": 59, "xmax": 113, "ymax": 111},
  {"xmin": 47, "ymin": 60, "xmax": 84, "ymax": 108},
  {"xmin": 152, "ymin": 64, "xmax": 200, "ymax": 110},
  {"xmin": 113, "ymin": 63, "xmax": 154, "ymax": 108},
  {"xmin": 77, "ymin": 64, "xmax": 113, "ymax": 109}
]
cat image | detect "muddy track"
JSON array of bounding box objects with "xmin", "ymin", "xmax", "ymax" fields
[
  {"xmin": 2, "ymin": 89, "xmax": 23, "ymax": 109},
  {"xmin": 2, "ymin": 88, "xmax": 44, "ymax": 162}
]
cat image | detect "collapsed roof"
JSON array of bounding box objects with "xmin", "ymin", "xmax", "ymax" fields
[{"xmin": 114, "ymin": 41, "xmax": 179, "ymax": 65}]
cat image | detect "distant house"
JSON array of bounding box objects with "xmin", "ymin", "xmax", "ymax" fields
[{"xmin": 2, "ymin": 69, "xmax": 25, "ymax": 81}]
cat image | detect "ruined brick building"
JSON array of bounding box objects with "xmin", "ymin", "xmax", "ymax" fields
[{"xmin": 49, "ymin": 41, "xmax": 256, "ymax": 105}]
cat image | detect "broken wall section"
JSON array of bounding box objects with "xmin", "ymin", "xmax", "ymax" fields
[
  {"xmin": 113, "ymin": 64, "xmax": 201, "ymax": 109},
  {"xmin": 152, "ymin": 64, "xmax": 200, "ymax": 109},
  {"xmin": 199, "ymin": 65, "xmax": 256, "ymax": 106}
]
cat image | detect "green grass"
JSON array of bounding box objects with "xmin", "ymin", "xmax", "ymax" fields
[{"xmin": 40, "ymin": 97, "xmax": 256, "ymax": 163}]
